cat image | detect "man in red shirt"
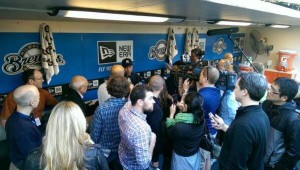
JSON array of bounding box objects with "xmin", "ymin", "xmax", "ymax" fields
[{"xmin": 0, "ymin": 69, "xmax": 58, "ymax": 128}]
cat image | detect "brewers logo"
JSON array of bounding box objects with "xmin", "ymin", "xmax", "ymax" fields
[
  {"xmin": 2, "ymin": 42, "xmax": 65, "ymax": 75},
  {"xmin": 148, "ymin": 40, "xmax": 167, "ymax": 61},
  {"xmin": 213, "ymin": 38, "xmax": 227, "ymax": 54}
]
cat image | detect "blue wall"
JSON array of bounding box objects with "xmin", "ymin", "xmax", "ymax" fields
[{"xmin": 0, "ymin": 32, "xmax": 244, "ymax": 101}]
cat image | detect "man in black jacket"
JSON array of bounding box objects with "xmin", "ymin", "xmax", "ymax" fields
[
  {"xmin": 61, "ymin": 75, "xmax": 95, "ymax": 119},
  {"xmin": 210, "ymin": 72, "xmax": 269, "ymax": 170},
  {"xmin": 263, "ymin": 77, "xmax": 300, "ymax": 170},
  {"xmin": 145, "ymin": 75, "xmax": 164, "ymax": 169}
]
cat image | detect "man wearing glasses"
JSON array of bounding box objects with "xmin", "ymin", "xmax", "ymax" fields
[
  {"xmin": 1, "ymin": 69, "xmax": 58, "ymax": 128},
  {"xmin": 263, "ymin": 77, "xmax": 300, "ymax": 170}
]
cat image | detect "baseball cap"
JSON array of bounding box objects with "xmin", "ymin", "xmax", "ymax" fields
[{"xmin": 122, "ymin": 58, "xmax": 133, "ymax": 67}]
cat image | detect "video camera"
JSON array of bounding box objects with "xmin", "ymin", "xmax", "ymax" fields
[
  {"xmin": 170, "ymin": 61, "xmax": 209, "ymax": 81},
  {"xmin": 216, "ymin": 71, "xmax": 238, "ymax": 91}
]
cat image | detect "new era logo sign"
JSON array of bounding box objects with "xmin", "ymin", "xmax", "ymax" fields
[
  {"xmin": 98, "ymin": 41, "xmax": 117, "ymax": 64},
  {"xmin": 99, "ymin": 46, "xmax": 115, "ymax": 60},
  {"xmin": 97, "ymin": 41, "xmax": 133, "ymax": 65}
]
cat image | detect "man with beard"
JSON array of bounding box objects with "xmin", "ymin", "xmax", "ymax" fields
[{"xmin": 118, "ymin": 85, "xmax": 156, "ymax": 170}]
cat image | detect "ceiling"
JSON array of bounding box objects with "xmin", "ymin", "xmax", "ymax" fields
[{"xmin": 1, "ymin": 0, "xmax": 300, "ymax": 27}]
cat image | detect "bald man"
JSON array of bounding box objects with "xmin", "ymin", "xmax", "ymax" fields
[
  {"xmin": 223, "ymin": 52, "xmax": 240, "ymax": 73},
  {"xmin": 97, "ymin": 65, "xmax": 125, "ymax": 105},
  {"xmin": 223, "ymin": 53, "xmax": 233, "ymax": 64},
  {"xmin": 5, "ymin": 85, "xmax": 42, "ymax": 169},
  {"xmin": 218, "ymin": 59, "xmax": 232, "ymax": 72},
  {"xmin": 61, "ymin": 75, "xmax": 92, "ymax": 116}
]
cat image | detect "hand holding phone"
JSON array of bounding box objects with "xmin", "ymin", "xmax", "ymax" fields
[
  {"xmin": 209, "ymin": 112, "xmax": 225, "ymax": 130},
  {"xmin": 172, "ymin": 94, "xmax": 178, "ymax": 104}
]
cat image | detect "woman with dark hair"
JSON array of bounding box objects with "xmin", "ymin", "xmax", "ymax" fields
[
  {"xmin": 159, "ymin": 82, "xmax": 174, "ymax": 170},
  {"xmin": 160, "ymin": 83, "xmax": 174, "ymax": 121},
  {"xmin": 166, "ymin": 92, "xmax": 205, "ymax": 170}
]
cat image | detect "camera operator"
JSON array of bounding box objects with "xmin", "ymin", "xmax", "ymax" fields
[
  {"xmin": 166, "ymin": 48, "xmax": 207, "ymax": 101},
  {"xmin": 180, "ymin": 48, "xmax": 206, "ymax": 94},
  {"xmin": 190, "ymin": 48, "xmax": 205, "ymax": 68},
  {"xmin": 165, "ymin": 60, "xmax": 186, "ymax": 96}
]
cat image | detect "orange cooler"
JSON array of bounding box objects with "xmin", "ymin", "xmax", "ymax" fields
[{"xmin": 277, "ymin": 50, "xmax": 297, "ymax": 72}]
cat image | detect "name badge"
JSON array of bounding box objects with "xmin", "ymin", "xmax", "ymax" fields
[{"xmin": 35, "ymin": 118, "xmax": 41, "ymax": 126}]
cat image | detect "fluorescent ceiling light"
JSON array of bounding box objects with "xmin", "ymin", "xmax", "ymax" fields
[
  {"xmin": 214, "ymin": 21, "xmax": 252, "ymax": 26},
  {"xmin": 279, "ymin": 0, "xmax": 300, "ymax": 3},
  {"xmin": 205, "ymin": 0, "xmax": 300, "ymax": 19},
  {"xmin": 267, "ymin": 24, "xmax": 290, "ymax": 28},
  {"xmin": 56, "ymin": 9, "xmax": 184, "ymax": 23}
]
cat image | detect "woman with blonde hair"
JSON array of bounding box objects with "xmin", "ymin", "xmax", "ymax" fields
[{"xmin": 24, "ymin": 101, "xmax": 109, "ymax": 170}]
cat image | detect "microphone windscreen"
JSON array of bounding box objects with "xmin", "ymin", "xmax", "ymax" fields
[{"xmin": 207, "ymin": 27, "xmax": 239, "ymax": 36}]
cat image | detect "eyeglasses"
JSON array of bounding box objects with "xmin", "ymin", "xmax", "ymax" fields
[{"xmin": 268, "ymin": 86, "xmax": 280, "ymax": 95}]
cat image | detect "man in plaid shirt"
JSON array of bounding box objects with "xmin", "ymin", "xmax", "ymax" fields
[
  {"xmin": 90, "ymin": 76, "xmax": 130, "ymax": 170},
  {"xmin": 118, "ymin": 85, "xmax": 156, "ymax": 170}
]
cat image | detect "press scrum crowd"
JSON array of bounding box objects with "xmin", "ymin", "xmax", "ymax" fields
[{"xmin": 1, "ymin": 49, "xmax": 300, "ymax": 170}]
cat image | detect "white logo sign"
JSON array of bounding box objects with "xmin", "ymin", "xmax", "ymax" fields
[
  {"xmin": 2, "ymin": 42, "xmax": 65, "ymax": 75},
  {"xmin": 148, "ymin": 40, "xmax": 167, "ymax": 61},
  {"xmin": 99, "ymin": 46, "xmax": 115, "ymax": 60},
  {"xmin": 97, "ymin": 41, "xmax": 133, "ymax": 65},
  {"xmin": 213, "ymin": 38, "xmax": 227, "ymax": 54}
]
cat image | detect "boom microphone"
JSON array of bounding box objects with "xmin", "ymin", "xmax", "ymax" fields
[{"xmin": 207, "ymin": 27, "xmax": 239, "ymax": 36}]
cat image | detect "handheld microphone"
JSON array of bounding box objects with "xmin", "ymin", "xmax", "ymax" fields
[{"xmin": 207, "ymin": 27, "xmax": 239, "ymax": 36}]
